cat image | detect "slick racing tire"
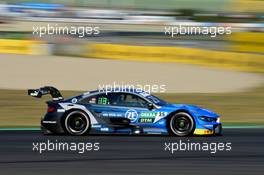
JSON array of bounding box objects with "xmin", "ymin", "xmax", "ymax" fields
[
  {"xmin": 64, "ymin": 110, "xmax": 90, "ymax": 136},
  {"xmin": 169, "ymin": 112, "xmax": 195, "ymax": 136}
]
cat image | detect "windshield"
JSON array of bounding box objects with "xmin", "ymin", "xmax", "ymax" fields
[{"xmin": 145, "ymin": 94, "xmax": 168, "ymax": 106}]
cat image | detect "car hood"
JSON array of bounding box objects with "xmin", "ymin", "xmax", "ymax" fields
[{"xmin": 164, "ymin": 104, "xmax": 219, "ymax": 118}]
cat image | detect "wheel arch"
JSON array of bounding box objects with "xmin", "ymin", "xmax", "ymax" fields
[
  {"xmin": 165, "ymin": 109, "xmax": 196, "ymax": 135},
  {"xmin": 60, "ymin": 108, "xmax": 90, "ymax": 133}
]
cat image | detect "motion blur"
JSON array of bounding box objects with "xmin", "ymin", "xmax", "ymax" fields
[
  {"xmin": 0, "ymin": 0, "xmax": 263, "ymax": 127},
  {"xmin": 0, "ymin": 0, "xmax": 263, "ymax": 72}
]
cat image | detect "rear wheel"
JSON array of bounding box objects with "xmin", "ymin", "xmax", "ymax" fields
[
  {"xmin": 64, "ymin": 111, "xmax": 90, "ymax": 135},
  {"xmin": 169, "ymin": 112, "xmax": 195, "ymax": 136}
]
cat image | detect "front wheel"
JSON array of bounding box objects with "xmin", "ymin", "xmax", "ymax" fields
[
  {"xmin": 168, "ymin": 112, "xmax": 195, "ymax": 136},
  {"xmin": 64, "ymin": 111, "xmax": 90, "ymax": 136}
]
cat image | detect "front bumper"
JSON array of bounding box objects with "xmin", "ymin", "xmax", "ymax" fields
[{"xmin": 194, "ymin": 124, "xmax": 222, "ymax": 135}]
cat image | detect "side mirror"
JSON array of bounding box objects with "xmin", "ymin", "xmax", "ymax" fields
[{"xmin": 147, "ymin": 103, "xmax": 154, "ymax": 110}]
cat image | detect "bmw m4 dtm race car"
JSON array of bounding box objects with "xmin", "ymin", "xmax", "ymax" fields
[{"xmin": 28, "ymin": 86, "xmax": 222, "ymax": 136}]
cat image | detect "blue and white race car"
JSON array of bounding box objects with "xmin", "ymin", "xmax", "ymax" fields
[{"xmin": 28, "ymin": 86, "xmax": 222, "ymax": 136}]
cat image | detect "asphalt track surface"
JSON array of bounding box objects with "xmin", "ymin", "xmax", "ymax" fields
[
  {"xmin": 0, "ymin": 54, "xmax": 263, "ymax": 93},
  {"xmin": 0, "ymin": 128, "xmax": 263, "ymax": 175}
]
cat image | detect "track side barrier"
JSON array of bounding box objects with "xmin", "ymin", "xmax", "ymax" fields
[
  {"xmin": 86, "ymin": 43, "xmax": 264, "ymax": 73},
  {"xmin": 0, "ymin": 39, "xmax": 48, "ymax": 55},
  {"xmin": 229, "ymin": 32, "xmax": 264, "ymax": 54}
]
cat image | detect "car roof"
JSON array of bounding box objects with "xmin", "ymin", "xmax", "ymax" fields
[{"xmin": 85, "ymin": 88, "xmax": 150, "ymax": 96}]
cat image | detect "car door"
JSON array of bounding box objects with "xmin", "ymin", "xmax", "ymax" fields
[
  {"xmin": 107, "ymin": 92, "xmax": 150, "ymax": 125},
  {"xmin": 79, "ymin": 92, "xmax": 155, "ymax": 125}
]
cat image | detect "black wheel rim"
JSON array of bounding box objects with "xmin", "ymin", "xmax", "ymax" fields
[
  {"xmin": 174, "ymin": 116, "xmax": 190, "ymax": 131},
  {"xmin": 171, "ymin": 114, "xmax": 193, "ymax": 135},
  {"xmin": 67, "ymin": 114, "xmax": 87, "ymax": 133}
]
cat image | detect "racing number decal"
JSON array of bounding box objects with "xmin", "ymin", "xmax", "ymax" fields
[{"xmin": 98, "ymin": 97, "xmax": 109, "ymax": 105}]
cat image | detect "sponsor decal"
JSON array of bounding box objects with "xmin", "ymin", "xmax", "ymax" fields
[
  {"xmin": 102, "ymin": 112, "xmax": 122, "ymax": 117},
  {"xmin": 139, "ymin": 118, "xmax": 154, "ymax": 123},
  {"xmin": 140, "ymin": 112, "xmax": 167, "ymax": 118},
  {"xmin": 89, "ymin": 97, "xmax": 96, "ymax": 104},
  {"xmin": 42, "ymin": 121, "xmax": 57, "ymax": 124},
  {"xmin": 57, "ymin": 109, "xmax": 65, "ymax": 112},
  {"xmin": 139, "ymin": 112, "xmax": 168, "ymax": 123},
  {"xmin": 30, "ymin": 91, "xmax": 39, "ymax": 97},
  {"xmin": 92, "ymin": 124, "xmax": 102, "ymax": 128},
  {"xmin": 139, "ymin": 92, "xmax": 150, "ymax": 97},
  {"xmin": 100, "ymin": 128, "xmax": 109, "ymax": 131},
  {"xmin": 83, "ymin": 92, "xmax": 90, "ymax": 95},
  {"xmin": 71, "ymin": 98, "xmax": 78, "ymax": 103},
  {"xmin": 125, "ymin": 109, "xmax": 138, "ymax": 122}
]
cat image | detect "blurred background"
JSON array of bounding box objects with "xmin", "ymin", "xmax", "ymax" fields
[
  {"xmin": 0, "ymin": 0, "xmax": 263, "ymax": 127},
  {"xmin": 0, "ymin": 0, "xmax": 263, "ymax": 58}
]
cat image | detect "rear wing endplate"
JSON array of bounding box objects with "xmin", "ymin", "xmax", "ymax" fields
[{"xmin": 28, "ymin": 86, "xmax": 63, "ymax": 101}]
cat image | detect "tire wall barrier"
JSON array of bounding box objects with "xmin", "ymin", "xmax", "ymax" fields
[{"xmin": 86, "ymin": 43, "xmax": 264, "ymax": 73}]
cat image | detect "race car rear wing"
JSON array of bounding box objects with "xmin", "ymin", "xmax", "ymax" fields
[{"xmin": 28, "ymin": 86, "xmax": 63, "ymax": 101}]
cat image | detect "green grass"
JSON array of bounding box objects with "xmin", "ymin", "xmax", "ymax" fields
[{"xmin": 0, "ymin": 86, "xmax": 264, "ymax": 127}]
